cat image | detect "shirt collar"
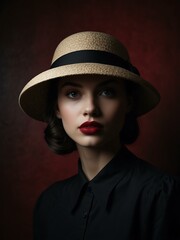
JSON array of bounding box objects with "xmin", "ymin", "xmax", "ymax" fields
[{"xmin": 69, "ymin": 147, "xmax": 136, "ymax": 212}]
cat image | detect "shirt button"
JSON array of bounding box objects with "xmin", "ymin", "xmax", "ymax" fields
[
  {"xmin": 87, "ymin": 186, "xmax": 92, "ymax": 193},
  {"xmin": 83, "ymin": 211, "xmax": 88, "ymax": 218}
]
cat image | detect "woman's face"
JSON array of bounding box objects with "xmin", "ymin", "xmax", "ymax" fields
[{"xmin": 56, "ymin": 76, "xmax": 131, "ymax": 150}]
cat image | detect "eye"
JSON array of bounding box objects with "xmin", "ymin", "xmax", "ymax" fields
[
  {"xmin": 66, "ymin": 90, "xmax": 81, "ymax": 99},
  {"xmin": 100, "ymin": 88, "xmax": 116, "ymax": 98}
]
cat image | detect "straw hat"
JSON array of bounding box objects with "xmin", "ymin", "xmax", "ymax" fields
[{"xmin": 19, "ymin": 31, "xmax": 160, "ymax": 121}]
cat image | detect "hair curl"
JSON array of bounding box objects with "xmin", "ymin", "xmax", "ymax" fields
[{"xmin": 44, "ymin": 78, "xmax": 139, "ymax": 155}]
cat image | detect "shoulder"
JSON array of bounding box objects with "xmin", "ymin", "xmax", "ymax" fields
[
  {"xmin": 128, "ymin": 150, "xmax": 180, "ymax": 198},
  {"xmin": 43, "ymin": 174, "xmax": 79, "ymax": 194},
  {"xmin": 35, "ymin": 174, "xmax": 79, "ymax": 210},
  {"xmin": 124, "ymin": 148, "xmax": 180, "ymax": 197}
]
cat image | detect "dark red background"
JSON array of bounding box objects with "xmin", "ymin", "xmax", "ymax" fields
[{"xmin": 1, "ymin": 0, "xmax": 180, "ymax": 239}]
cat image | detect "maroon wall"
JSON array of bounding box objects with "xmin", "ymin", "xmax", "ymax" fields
[{"xmin": 1, "ymin": 0, "xmax": 180, "ymax": 239}]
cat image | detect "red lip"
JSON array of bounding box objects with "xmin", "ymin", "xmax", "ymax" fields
[
  {"xmin": 80, "ymin": 121, "xmax": 103, "ymax": 128},
  {"xmin": 79, "ymin": 121, "xmax": 103, "ymax": 135}
]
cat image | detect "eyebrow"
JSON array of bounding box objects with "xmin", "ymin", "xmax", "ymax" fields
[
  {"xmin": 60, "ymin": 82, "xmax": 82, "ymax": 89},
  {"xmin": 60, "ymin": 79, "xmax": 119, "ymax": 89},
  {"xmin": 98, "ymin": 79, "xmax": 119, "ymax": 87}
]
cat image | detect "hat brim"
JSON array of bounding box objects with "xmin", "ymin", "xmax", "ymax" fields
[{"xmin": 19, "ymin": 63, "xmax": 160, "ymax": 121}]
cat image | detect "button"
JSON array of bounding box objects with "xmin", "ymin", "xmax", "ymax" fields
[
  {"xmin": 83, "ymin": 211, "xmax": 88, "ymax": 218},
  {"xmin": 87, "ymin": 186, "xmax": 92, "ymax": 193}
]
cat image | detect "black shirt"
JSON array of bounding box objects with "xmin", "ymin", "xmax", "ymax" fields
[{"xmin": 34, "ymin": 147, "xmax": 180, "ymax": 240}]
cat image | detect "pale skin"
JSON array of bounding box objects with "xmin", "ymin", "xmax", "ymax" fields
[{"xmin": 56, "ymin": 76, "xmax": 132, "ymax": 180}]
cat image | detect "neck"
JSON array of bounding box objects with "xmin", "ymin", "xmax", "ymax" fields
[{"xmin": 77, "ymin": 143, "xmax": 121, "ymax": 181}]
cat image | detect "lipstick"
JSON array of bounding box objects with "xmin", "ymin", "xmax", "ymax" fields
[{"xmin": 79, "ymin": 121, "xmax": 103, "ymax": 135}]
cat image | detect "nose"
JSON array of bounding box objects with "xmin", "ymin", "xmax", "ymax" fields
[{"xmin": 83, "ymin": 94, "xmax": 101, "ymax": 117}]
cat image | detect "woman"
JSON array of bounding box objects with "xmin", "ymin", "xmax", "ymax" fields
[{"xmin": 19, "ymin": 31, "xmax": 180, "ymax": 240}]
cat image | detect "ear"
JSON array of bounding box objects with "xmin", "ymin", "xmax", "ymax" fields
[
  {"xmin": 56, "ymin": 110, "xmax": 61, "ymax": 119},
  {"xmin": 126, "ymin": 96, "xmax": 134, "ymax": 113},
  {"xmin": 55, "ymin": 104, "xmax": 61, "ymax": 119}
]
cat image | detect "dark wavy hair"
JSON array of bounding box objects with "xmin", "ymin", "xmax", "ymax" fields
[{"xmin": 44, "ymin": 78, "xmax": 140, "ymax": 154}]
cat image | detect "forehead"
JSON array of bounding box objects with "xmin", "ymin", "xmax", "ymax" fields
[{"xmin": 57, "ymin": 75, "xmax": 125, "ymax": 89}]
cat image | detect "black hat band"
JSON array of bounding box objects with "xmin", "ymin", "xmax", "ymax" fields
[{"xmin": 50, "ymin": 50, "xmax": 140, "ymax": 76}]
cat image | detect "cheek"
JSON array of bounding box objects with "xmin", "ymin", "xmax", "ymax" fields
[
  {"xmin": 58, "ymin": 105, "xmax": 75, "ymax": 135},
  {"xmin": 103, "ymin": 101, "xmax": 127, "ymax": 118},
  {"xmin": 103, "ymin": 101, "xmax": 128, "ymax": 131},
  {"xmin": 59, "ymin": 104, "xmax": 74, "ymax": 121},
  {"xmin": 57, "ymin": 100, "xmax": 82, "ymax": 127}
]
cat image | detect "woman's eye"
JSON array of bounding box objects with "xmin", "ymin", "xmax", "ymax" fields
[
  {"xmin": 100, "ymin": 89, "xmax": 116, "ymax": 98},
  {"xmin": 66, "ymin": 91, "xmax": 80, "ymax": 99}
]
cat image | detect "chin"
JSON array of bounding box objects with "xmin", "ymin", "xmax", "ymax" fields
[
  {"xmin": 76, "ymin": 138, "xmax": 112, "ymax": 149},
  {"xmin": 74, "ymin": 136, "xmax": 103, "ymax": 147}
]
